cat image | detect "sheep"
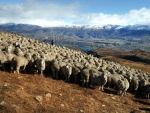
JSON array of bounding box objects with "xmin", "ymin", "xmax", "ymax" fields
[
  {"xmin": 129, "ymin": 76, "xmax": 140, "ymax": 94},
  {"xmin": 140, "ymin": 84, "xmax": 150, "ymax": 98},
  {"xmin": 35, "ymin": 58, "xmax": 46, "ymax": 76},
  {"xmin": 51, "ymin": 59, "xmax": 61, "ymax": 79},
  {"xmin": 89, "ymin": 69, "xmax": 109, "ymax": 91},
  {"xmin": 107, "ymin": 72, "xmax": 125, "ymax": 89},
  {"xmin": 25, "ymin": 53, "xmax": 39, "ymax": 74},
  {"xmin": 139, "ymin": 79, "xmax": 150, "ymax": 87},
  {"xmin": 11, "ymin": 53, "xmax": 31, "ymax": 74},
  {"xmin": 4, "ymin": 44, "xmax": 13, "ymax": 53},
  {"xmin": 14, "ymin": 47, "xmax": 24, "ymax": 56},
  {"xmin": 117, "ymin": 78, "xmax": 129, "ymax": 96},
  {"xmin": 123, "ymin": 71, "xmax": 133, "ymax": 83},
  {"xmin": 46, "ymin": 52, "xmax": 57, "ymax": 61},
  {"xmin": 80, "ymin": 67, "xmax": 90, "ymax": 87},
  {"xmin": 72, "ymin": 65, "xmax": 81, "ymax": 83},
  {"xmin": 136, "ymin": 79, "xmax": 150, "ymax": 97},
  {"xmin": 0, "ymin": 49, "xmax": 16, "ymax": 71},
  {"xmin": 0, "ymin": 51, "xmax": 7, "ymax": 71},
  {"xmin": 60, "ymin": 63, "xmax": 72, "ymax": 82}
]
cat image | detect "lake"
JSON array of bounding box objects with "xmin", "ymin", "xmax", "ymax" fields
[{"xmin": 54, "ymin": 42, "xmax": 93, "ymax": 51}]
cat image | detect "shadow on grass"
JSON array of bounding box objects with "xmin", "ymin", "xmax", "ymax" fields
[
  {"xmin": 103, "ymin": 88, "xmax": 118, "ymax": 95},
  {"xmin": 133, "ymin": 100, "xmax": 150, "ymax": 106},
  {"xmin": 139, "ymin": 108, "xmax": 150, "ymax": 112}
]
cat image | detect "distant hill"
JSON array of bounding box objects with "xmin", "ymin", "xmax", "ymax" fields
[
  {"xmin": 88, "ymin": 48, "xmax": 150, "ymax": 64},
  {"xmin": 0, "ymin": 23, "xmax": 150, "ymax": 41}
]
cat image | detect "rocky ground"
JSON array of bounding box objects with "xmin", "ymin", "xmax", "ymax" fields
[{"xmin": 0, "ymin": 53, "xmax": 150, "ymax": 113}]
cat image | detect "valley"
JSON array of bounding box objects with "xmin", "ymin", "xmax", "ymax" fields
[{"xmin": 0, "ymin": 23, "xmax": 150, "ymax": 51}]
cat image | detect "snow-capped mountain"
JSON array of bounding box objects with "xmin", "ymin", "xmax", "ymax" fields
[
  {"xmin": 1, "ymin": 23, "xmax": 150, "ymax": 30},
  {"xmin": 59, "ymin": 24, "xmax": 150, "ymax": 30},
  {"xmin": 0, "ymin": 23, "xmax": 150, "ymax": 40}
]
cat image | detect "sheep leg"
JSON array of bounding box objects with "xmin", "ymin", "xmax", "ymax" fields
[
  {"xmin": 40, "ymin": 71, "xmax": 43, "ymax": 76},
  {"xmin": 22, "ymin": 65, "xmax": 26, "ymax": 73},
  {"xmin": 86, "ymin": 79, "xmax": 89, "ymax": 88},
  {"xmin": 134, "ymin": 90, "xmax": 138, "ymax": 96},
  {"xmin": 11, "ymin": 62, "xmax": 14, "ymax": 73},
  {"xmin": 101, "ymin": 85, "xmax": 104, "ymax": 91},
  {"xmin": 52, "ymin": 70, "xmax": 55, "ymax": 79},
  {"xmin": 98, "ymin": 86, "xmax": 101, "ymax": 91},
  {"xmin": 56, "ymin": 71, "xmax": 59, "ymax": 79},
  {"xmin": 82, "ymin": 80, "xmax": 85, "ymax": 87},
  {"xmin": 129, "ymin": 85, "xmax": 133, "ymax": 92},
  {"xmin": 67, "ymin": 75, "xmax": 70, "ymax": 82},
  {"xmin": 147, "ymin": 93, "xmax": 150, "ymax": 99},
  {"xmin": 86, "ymin": 82, "xmax": 88, "ymax": 88},
  {"xmin": 2, "ymin": 63, "xmax": 6, "ymax": 71},
  {"xmin": 86, "ymin": 77, "xmax": 89, "ymax": 87},
  {"xmin": 117, "ymin": 90, "xmax": 121, "ymax": 95},
  {"xmin": 107, "ymin": 82, "xmax": 111, "ymax": 89},
  {"xmin": 90, "ymin": 80, "xmax": 94, "ymax": 89},
  {"xmin": 65, "ymin": 75, "xmax": 68, "ymax": 82},
  {"xmin": 74, "ymin": 75, "xmax": 77, "ymax": 83},
  {"xmin": 16, "ymin": 66, "xmax": 20, "ymax": 74},
  {"xmin": 145, "ymin": 93, "xmax": 149, "ymax": 99},
  {"xmin": 121, "ymin": 92, "xmax": 125, "ymax": 96}
]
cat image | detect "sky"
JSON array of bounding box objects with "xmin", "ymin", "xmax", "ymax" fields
[{"xmin": 0, "ymin": 0, "xmax": 150, "ymax": 27}]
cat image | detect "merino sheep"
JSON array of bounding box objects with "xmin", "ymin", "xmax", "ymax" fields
[
  {"xmin": 0, "ymin": 51, "xmax": 7, "ymax": 71},
  {"xmin": 117, "ymin": 78, "xmax": 129, "ymax": 96},
  {"xmin": 0, "ymin": 50, "xmax": 16, "ymax": 71},
  {"xmin": 137, "ymin": 79, "xmax": 150, "ymax": 97},
  {"xmin": 107, "ymin": 73, "xmax": 124, "ymax": 89},
  {"xmin": 140, "ymin": 84, "xmax": 150, "ymax": 98},
  {"xmin": 72, "ymin": 65, "xmax": 81, "ymax": 83},
  {"xmin": 11, "ymin": 53, "xmax": 31, "ymax": 74},
  {"xmin": 35, "ymin": 58, "xmax": 46, "ymax": 76},
  {"xmin": 61, "ymin": 63, "xmax": 72, "ymax": 82},
  {"xmin": 51, "ymin": 59, "xmax": 61, "ymax": 79},
  {"xmin": 129, "ymin": 76, "xmax": 139, "ymax": 94},
  {"xmin": 80, "ymin": 67, "xmax": 90, "ymax": 87},
  {"xmin": 90, "ymin": 70, "xmax": 109, "ymax": 91}
]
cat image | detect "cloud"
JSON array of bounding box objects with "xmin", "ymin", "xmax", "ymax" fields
[
  {"xmin": 0, "ymin": 0, "xmax": 150, "ymax": 27},
  {"xmin": 0, "ymin": 0, "xmax": 80, "ymax": 26},
  {"xmin": 73, "ymin": 7, "xmax": 150, "ymax": 25}
]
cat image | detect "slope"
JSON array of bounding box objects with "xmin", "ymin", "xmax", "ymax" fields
[{"xmin": 0, "ymin": 69, "xmax": 150, "ymax": 113}]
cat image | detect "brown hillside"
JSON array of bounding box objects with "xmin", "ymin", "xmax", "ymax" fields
[
  {"xmin": 0, "ymin": 68, "xmax": 150, "ymax": 113},
  {"xmin": 89, "ymin": 48, "xmax": 150, "ymax": 64},
  {"xmin": 101, "ymin": 56, "xmax": 150, "ymax": 73}
]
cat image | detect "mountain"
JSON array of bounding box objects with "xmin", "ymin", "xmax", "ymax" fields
[
  {"xmin": 0, "ymin": 23, "xmax": 150, "ymax": 40},
  {"xmin": 0, "ymin": 23, "xmax": 150, "ymax": 51}
]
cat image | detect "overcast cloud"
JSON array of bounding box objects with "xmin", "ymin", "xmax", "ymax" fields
[{"xmin": 0, "ymin": 0, "xmax": 150, "ymax": 27}]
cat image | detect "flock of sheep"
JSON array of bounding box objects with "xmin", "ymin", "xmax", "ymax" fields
[{"xmin": 0, "ymin": 31, "xmax": 150, "ymax": 98}]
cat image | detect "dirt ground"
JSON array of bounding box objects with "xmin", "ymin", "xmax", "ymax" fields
[{"xmin": 0, "ymin": 57, "xmax": 150, "ymax": 113}]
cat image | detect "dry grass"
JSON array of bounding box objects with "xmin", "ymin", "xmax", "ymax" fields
[
  {"xmin": 101, "ymin": 56, "xmax": 150, "ymax": 73},
  {"xmin": 0, "ymin": 68, "xmax": 150, "ymax": 113}
]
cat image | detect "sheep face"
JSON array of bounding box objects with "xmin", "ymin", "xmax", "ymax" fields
[
  {"xmin": 66, "ymin": 64, "xmax": 72, "ymax": 76},
  {"xmin": 39, "ymin": 59, "xmax": 46, "ymax": 70}
]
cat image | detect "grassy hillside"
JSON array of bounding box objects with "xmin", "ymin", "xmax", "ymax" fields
[
  {"xmin": 89, "ymin": 48, "xmax": 150, "ymax": 64},
  {"xmin": 0, "ymin": 57, "xmax": 150, "ymax": 113}
]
